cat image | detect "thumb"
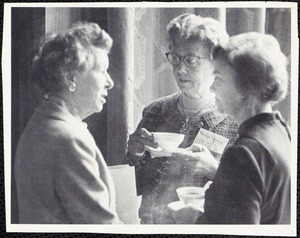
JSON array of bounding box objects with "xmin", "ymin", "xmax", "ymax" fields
[{"xmin": 189, "ymin": 143, "xmax": 208, "ymax": 152}]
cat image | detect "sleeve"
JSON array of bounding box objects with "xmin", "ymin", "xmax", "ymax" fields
[
  {"xmin": 54, "ymin": 135, "xmax": 120, "ymax": 224},
  {"xmin": 129, "ymin": 102, "xmax": 165, "ymax": 196},
  {"xmin": 192, "ymin": 116, "xmax": 239, "ymax": 185},
  {"xmin": 197, "ymin": 144, "xmax": 264, "ymax": 224},
  {"xmin": 217, "ymin": 116, "xmax": 239, "ymax": 152}
]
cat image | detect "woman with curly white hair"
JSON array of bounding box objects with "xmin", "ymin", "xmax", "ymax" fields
[
  {"xmin": 124, "ymin": 13, "xmax": 239, "ymax": 224},
  {"xmin": 15, "ymin": 22, "xmax": 120, "ymax": 224}
]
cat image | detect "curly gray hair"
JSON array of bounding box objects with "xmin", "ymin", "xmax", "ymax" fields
[
  {"xmin": 167, "ymin": 13, "xmax": 229, "ymax": 52},
  {"xmin": 33, "ymin": 21, "xmax": 113, "ymax": 94}
]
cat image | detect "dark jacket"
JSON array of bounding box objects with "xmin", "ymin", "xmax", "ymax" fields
[{"xmin": 197, "ymin": 112, "xmax": 291, "ymax": 224}]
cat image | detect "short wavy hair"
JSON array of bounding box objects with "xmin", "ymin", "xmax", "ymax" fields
[
  {"xmin": 33, "ymin": 22, "xmax": 113, "ymax": 94},
  {"xmin": 212, "ymin": 32, "xmax": 289, "ymax": 103},
  {"xmin": 167, "ymin": 13, "xmax": 229, "ymax": 52}
]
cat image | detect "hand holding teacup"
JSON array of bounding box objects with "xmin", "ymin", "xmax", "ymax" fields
[
  {"xmin": 127, "ymin": 127, "xmax": 158, "ymax": 164},
  {"xmin": 170, "ymin": 186, "xmax": 208, "ymax": 224}
]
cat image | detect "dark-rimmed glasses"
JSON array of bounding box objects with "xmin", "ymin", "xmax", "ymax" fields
[{"xmin": 165, "ymin": 52, "xmax": 209, "ymax": 68}]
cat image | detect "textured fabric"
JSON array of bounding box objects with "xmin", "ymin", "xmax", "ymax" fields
[
  {"xmin": 197, "ymin": 112, "xmax": 291, "ymax": 224},
  {"xmin": 130, "ymin": 92, "xmax": 239, "ymax": 224},
  {"xmin": 15, "ymin": 97, "xmax": 120, "ymax": 224}
]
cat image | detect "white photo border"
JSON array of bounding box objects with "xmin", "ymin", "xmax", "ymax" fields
[{"xmin": 2, "ymin": 1, "xmax": 298, "ymax": 236}]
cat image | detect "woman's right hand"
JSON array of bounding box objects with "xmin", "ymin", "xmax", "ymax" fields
[
  {"xmin": 171, "ymin": 143, "xmax": 219, "ymax": 180},
  {"xmin": 127, "ymin": 128, "xmax": 158, "ymax": 164}
]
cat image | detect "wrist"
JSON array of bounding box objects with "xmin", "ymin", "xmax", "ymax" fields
[
  {"xmin": 207, "ymin": 160, "xmax": 219, "ymax": 180},
  {"xmin": 128, "ymin": 152, "xmax": 146, "ymax": 166}
]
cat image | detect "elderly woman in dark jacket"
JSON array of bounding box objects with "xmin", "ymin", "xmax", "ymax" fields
[
  {"xmin": 124, "ymin": 13, "xmax": 239, "ymax": 224},
  {"xmin": 173, "ymin": 32, "xmax": 291, "ymax": 224},
  {"xmin": 15, "ymin": 22, "xmax": 120, "ymax": 224}
]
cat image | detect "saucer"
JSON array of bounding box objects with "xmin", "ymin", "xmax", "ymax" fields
[
  {"xmin": 167, "ymin": 200, "xmax": 185, "ymax": 212},
  {"xmin": 167, "ymin": 201, "xmax": 204, "ymax": 212},
  {"xmin": 145, "ymin": 146, "xmax": 192, "ymax": 158}
]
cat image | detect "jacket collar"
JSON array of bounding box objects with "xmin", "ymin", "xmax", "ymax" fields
[
  {"xmin": 35, "ymin": 96, "xmax": 84, "ymax": 127},
  {"xmin": 238, "ymin": 111, "xmax": 283, "ymax": 135},
  {"xmin": 161, "ymin": 92, "xmax": 228, "ymax": 128}
]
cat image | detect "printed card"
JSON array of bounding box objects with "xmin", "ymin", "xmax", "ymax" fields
[{"xmin": 194, "ymin": 128, "xmax": 229, "ymax": 155}]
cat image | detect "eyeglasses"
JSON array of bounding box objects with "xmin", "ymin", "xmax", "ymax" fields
[{"xmin": 165, "ymin": 53, "xmax": 209, "ymax": 68}]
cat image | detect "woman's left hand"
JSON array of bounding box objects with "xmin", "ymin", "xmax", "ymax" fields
[{"xmin": 171, "ymin": 143, "xmax": 219, "ymax": 180}]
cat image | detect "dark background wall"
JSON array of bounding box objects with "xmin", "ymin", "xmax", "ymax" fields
[{"xmin": 11, "ymin": 8, "xmax": 46, "ymax": 224}]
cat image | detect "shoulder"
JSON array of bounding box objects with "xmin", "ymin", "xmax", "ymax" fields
[
  {"xmin": 143, "ymin": 92, "xmax": 180, "ymax": 115},
  {"xmin": 222, "ymin": 136, "xmax": 279, "ymax": 180},
  {"xmin": 205, "ymin": 110, "xmax": 238, "ymax": 129},
  {"xmin": 220, "ymin": 141, "xmax": 264, "ymax": 186},
  {"xmin": 36, "ymin": 113, "xmax": 96, "ymax": 157},
  {"xmin": 55, "ymin": 122, "xmax": 96, "ymax": 156},
  {"xmin": 138, "ymin": 92, "xmax": 180, "ymax": 129},
  {"xmin": 203, "ymin": 109, "xmax": 239, "ymax": 144}
]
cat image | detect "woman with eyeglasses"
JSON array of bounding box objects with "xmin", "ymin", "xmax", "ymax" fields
[{"xmin": 123, "ymin": 13, "xmax": 239, "ymax": 224}]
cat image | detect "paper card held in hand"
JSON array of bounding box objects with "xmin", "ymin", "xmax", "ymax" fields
[{"xmin": 194, "ymin": 128, "xmax": 229, "ymax": 155}]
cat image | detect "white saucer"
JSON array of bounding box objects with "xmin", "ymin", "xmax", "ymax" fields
[
  {"xmin": 145, "ymin": 146, "xmax": 192, "ymax": 158},
  {"xmin": 167, "ymin": 200, "xmax": 185, "ymax": 212},
  {"xmin": 167, "ymin": 200, "xmax": 204, "ymax": 212}
]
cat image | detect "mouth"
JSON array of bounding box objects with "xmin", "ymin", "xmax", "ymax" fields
[
  {"xmin": 98, "ymin": 94, "xmax": 107, "ymax": 104},
  {"xmin": 178, "ymin": 78, "xmax": 192, "ymax": 84}
]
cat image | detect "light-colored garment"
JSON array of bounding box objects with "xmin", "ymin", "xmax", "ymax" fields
[{"xmin": 15, "ymin": 97, "xmax": 120, "ymax": 224}]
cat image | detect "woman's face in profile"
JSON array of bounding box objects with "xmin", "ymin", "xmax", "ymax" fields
[
  {"xmin": 74, "ymin": 47, "xmax": 114, "ymax": 117},
  {"xmin": 211, "ymin": 58, "xmax": 242, "ymax": 117},
  {"xmin": 170, "ymin": 40, "xmax": 214, "ymax": 98}
]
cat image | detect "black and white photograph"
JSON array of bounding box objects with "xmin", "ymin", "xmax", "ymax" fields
[{"xmin": 2, "ymin": 1, "xmax": 298, "ymax": 236}]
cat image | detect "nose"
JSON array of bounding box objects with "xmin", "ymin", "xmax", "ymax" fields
[
  {"xmin": 106, "ymin": 73, "xmax": 114, "ymax": 90},
  {"xmin": 175, "ymin": 60, "xmax": 188, "ymax": 74}
]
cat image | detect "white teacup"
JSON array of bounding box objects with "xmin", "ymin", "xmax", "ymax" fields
[{"xmin": 152, "ymin": 132, "xmax": 184, "ymax": 152}]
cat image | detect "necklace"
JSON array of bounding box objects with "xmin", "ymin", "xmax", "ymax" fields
[{"xmin": 179, "ymin": 94, "xmax": 214, "ymax": 134}]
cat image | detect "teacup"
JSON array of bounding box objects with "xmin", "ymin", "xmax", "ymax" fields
[
  {"xmin": 176, "ymin": 186, "xmax": 206, "ymax": 207},
  {"xmin": 152, "ymin": 132, "xmax": 184, "ymax": 152}
]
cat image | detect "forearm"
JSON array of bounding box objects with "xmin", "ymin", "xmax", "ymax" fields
[{"xmin": 122, "ymin": 151, "xmax": 145, "ymax": 166}]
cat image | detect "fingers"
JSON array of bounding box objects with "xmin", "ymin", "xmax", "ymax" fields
[
  {"xmin": 170, "ymin": 151, "xmax": 186, "ymax": 157},
  {"xmin": 203, "ymin": 180, "xmax": 213, "ymax": 189},
  {"xmin": 189, "ymin": 143, "xmax": 209, "ymax": 152},
  {"xmin": 127, "ymin": 139, "xmax": 145, "ymax": 154},
  {"xmin": 129, "ymin": 128, "xmax": 158, "ymax": 148},
  {"xmin": 134, "ymin": 128, "xmax": 154, "ymax": 139}
]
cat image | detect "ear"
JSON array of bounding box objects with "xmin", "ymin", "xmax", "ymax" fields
[{"xmin": 63, "ymin": 71, "xmax": 77, "ymax": 85}]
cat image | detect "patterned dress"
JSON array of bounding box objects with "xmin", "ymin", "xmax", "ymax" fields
[{"xmin": 130, "ymin": 92, "xmax": 239, "ymax": 224}]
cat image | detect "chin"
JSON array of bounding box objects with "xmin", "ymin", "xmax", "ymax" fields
[
  {"xmin": 92, "ymin": 104, "xmax": 103, "ymax": 114},
  {"xmin": 97, "ymin": 105, "xmax": 103, "ymax": 113},
  {"xmin": 180, "ymin": 87, "xmax": 193, "ymax": 95}
]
